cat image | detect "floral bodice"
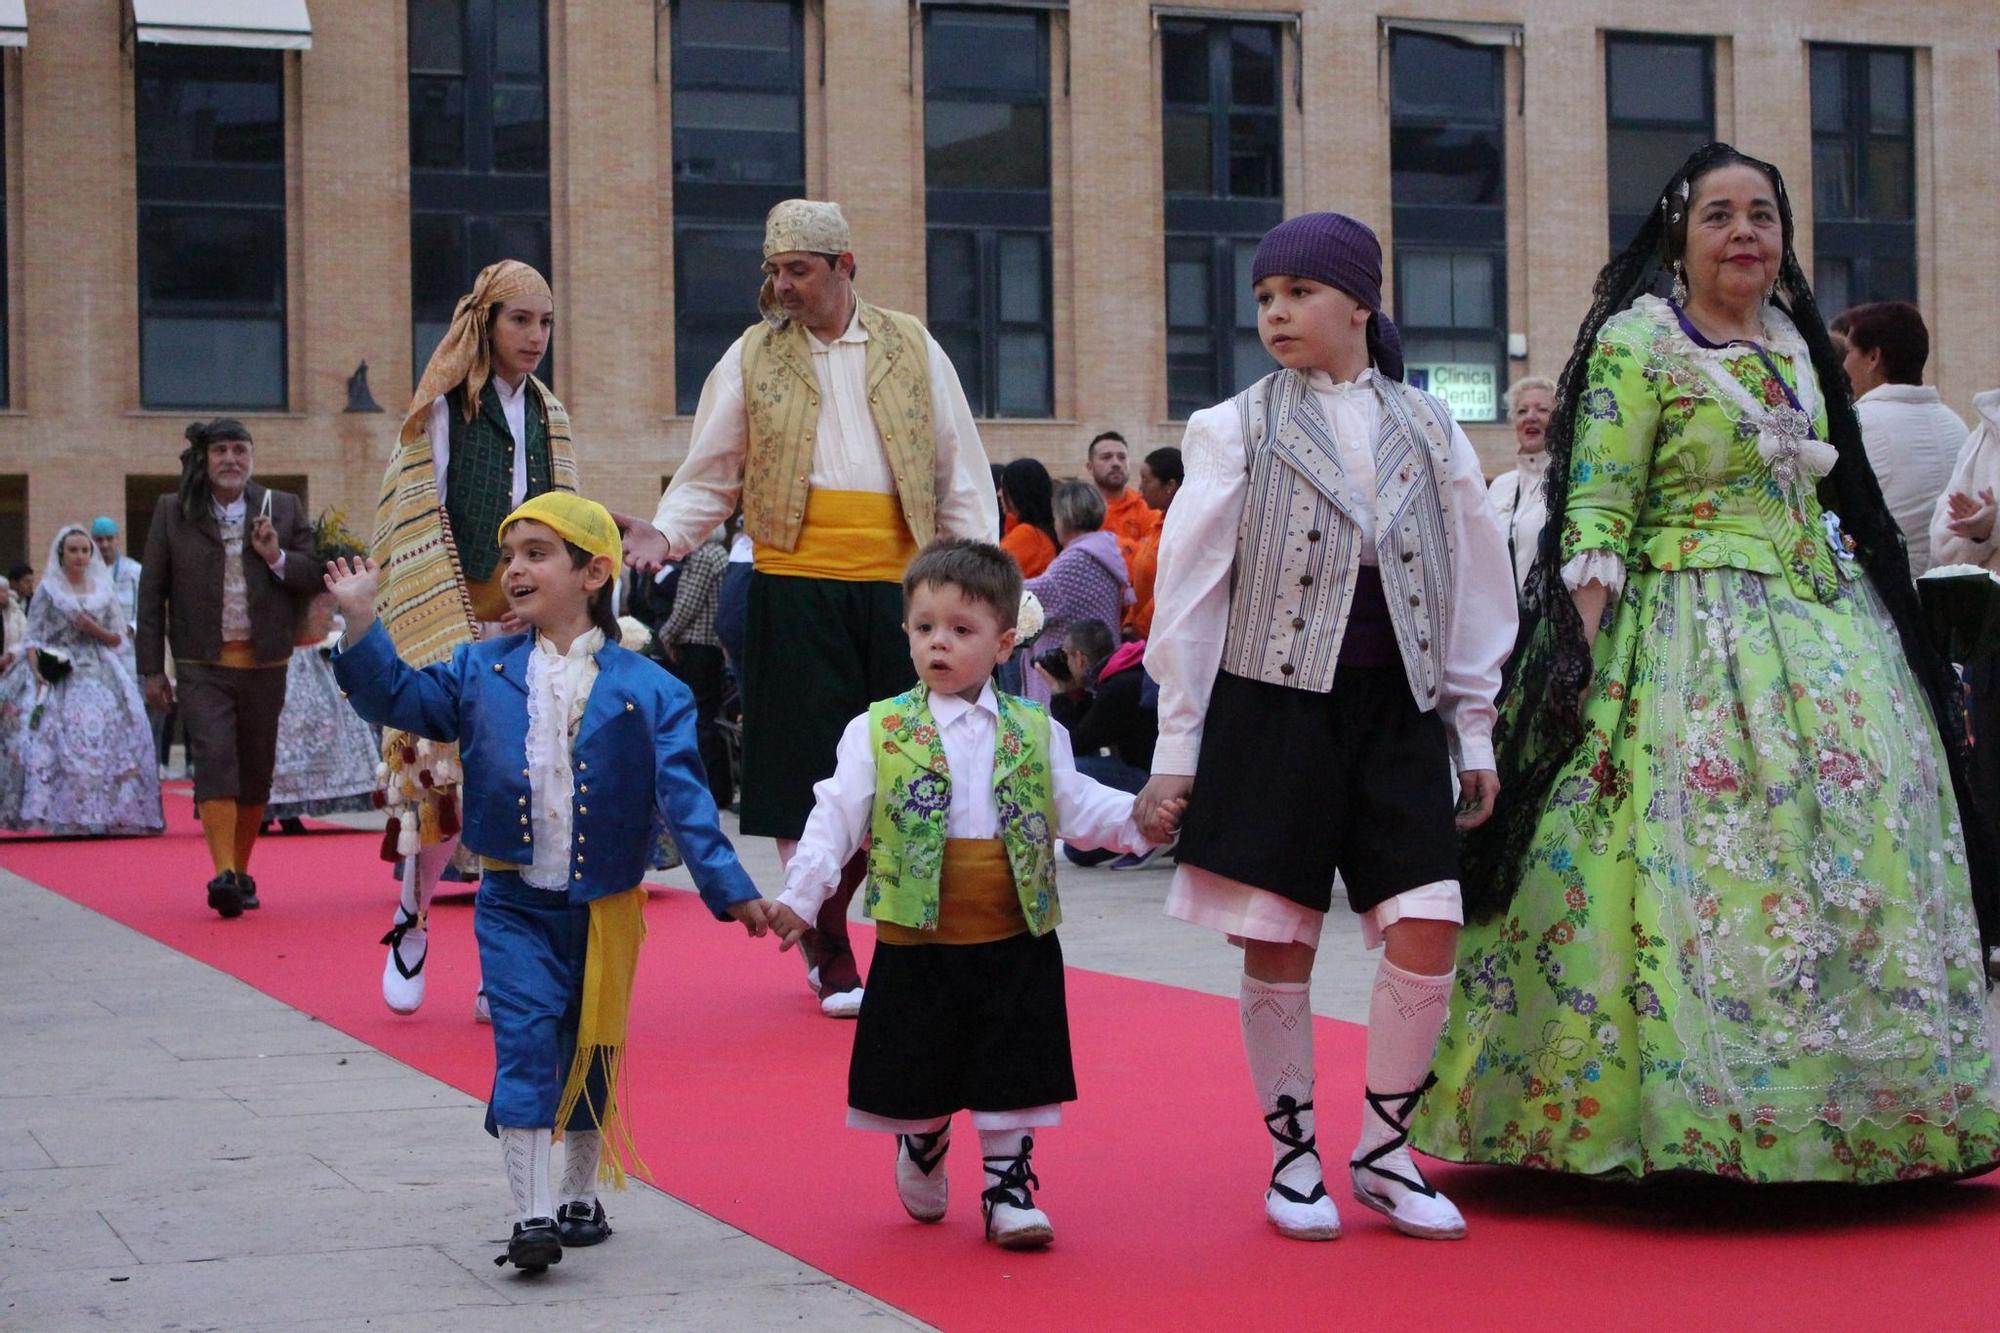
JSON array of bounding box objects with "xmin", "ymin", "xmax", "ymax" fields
[{"xmin": 1562, "ymin": 295, "xmax": 1847, "ymax": 604}]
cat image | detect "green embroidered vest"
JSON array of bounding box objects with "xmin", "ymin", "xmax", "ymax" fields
[
  {"xmin": 445, "ymin": 380, "xmax": 555, "ymax": 581},
  {"xmin": 865, "ymin": 685, "xmax": 1061, "ymax": 937},
  {"xmin": 738, "ymin": 300, "xmax": 938, "ymax": 553}
]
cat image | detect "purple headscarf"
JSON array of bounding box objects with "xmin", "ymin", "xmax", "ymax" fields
[{"xmin": 1250, "ymin": 212, "xmax": 1404, "ymax": 381}]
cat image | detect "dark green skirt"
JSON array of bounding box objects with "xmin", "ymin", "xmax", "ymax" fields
[{"xmin": 739, "ymin": 571, "xmax": 916, "ymax": 839}]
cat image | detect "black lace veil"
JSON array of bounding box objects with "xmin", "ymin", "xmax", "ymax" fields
[{"xmin": 1459, "ymin": 143, "xmax": 1996, "ymax": 955}]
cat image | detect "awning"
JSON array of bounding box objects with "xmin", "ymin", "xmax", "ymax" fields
[
  {"xmin": 130, "ymin": 1, "xmax": 312, "ymax": 51},
  {"xmin": 1378, "ymin": 17, "xmax": 1521, "ymax": 49},
  {"xmin": 0, "ymin": 1, "xmax": 26, "ymax": 49}
]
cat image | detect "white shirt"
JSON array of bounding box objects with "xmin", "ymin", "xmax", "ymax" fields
[
  {"xmin": 1854, "ymin": 383, "xmax": 1968, "ymax": 578},
  {"xmin": 1149, "ymin": 371, "xmax": 1517, "ymax": 775},
  {"xmin": 521, "ymin": 628, "xmax": 604, "ymax": 891},
  {"xmin": 427, "ymin": 373, "xmax": 532, "ymax": 511},
  {"xmin": 653, "ymin": 304, "xmax": 999, "ymax": 555},
  {"xmin": 776, "ymin": 682, "xmax": 1150, "ymax": 923},
  {"xmin": 1486, "ymin": 450, "xmax": 1553, "ymax": 593},
  {"xmin": 1930, "ymin": 388, "xmax": 2000, "ymax": 573}
]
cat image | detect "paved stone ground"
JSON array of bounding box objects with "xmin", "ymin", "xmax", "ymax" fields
[{"xmin": 0, "ymin": 804, "xmax": 1385, "ymax": 1332}]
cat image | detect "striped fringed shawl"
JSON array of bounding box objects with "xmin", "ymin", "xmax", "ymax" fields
[{"xmin": 370, "ymin": 375, "xmax": 578, "ymax": 848}]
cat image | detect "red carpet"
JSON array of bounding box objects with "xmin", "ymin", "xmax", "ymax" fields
[{"xmin": 8, "ymin": 791, "xmax": 1999, "ymax": 1331}]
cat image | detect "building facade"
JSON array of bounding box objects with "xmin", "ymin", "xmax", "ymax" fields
[{"xmin": 1, "ymin": 1, "xmax": 1996, "ymax": 566}]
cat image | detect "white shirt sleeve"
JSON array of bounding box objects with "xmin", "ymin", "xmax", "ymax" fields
[
  {"xmin": 1438, "ymin": 422, "xmax": 1519, "ymax": 773},
  {"xmin": 1049, "ymin": 719, "xmax": 1152, "ymax": 854},
  {"xmin": 776, "ymin": 712, "xmax": 875, "ymax": 922},
  {"xmin": 1930, "ymin": 420, "xmax": 2000, "ymax": 571},
  {"xmin": 1148, "ymin": 405, "xmax": 1248, "ymax": 776},
  {"xmin": 427, "ymin": 396, "xmax": 452, "ymax": 506},
  {"xmin": 656, "ymin": 337, "xmax": 750, "ymax": 558},
  {"xmin": 926, "ymin": 332, "xmax": 999, "ymax": 543}
]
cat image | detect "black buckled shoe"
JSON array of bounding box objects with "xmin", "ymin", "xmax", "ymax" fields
[
  {"xmin": 556, "ymin": 1199, "xmax": 612, "ymax": 1247},
  {"xmin": 235, "ymin": 871, "xmax": 260, "ymax": 910},
  {"xmin": 206, "ymin": 871, "xmax": 244, "ymax": 919},
  {"xmin": 494, "ymin": 1217, "xmax": 562, "ymax": 1273}
]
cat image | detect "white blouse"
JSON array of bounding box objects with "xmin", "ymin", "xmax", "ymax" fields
[
  {"xmin": 521, "ymin": 628, "xmax": 603, "ymax": 891},
  {"xmin": 776, "ymin": 682, "xmax": 1149, "ymax": 923}
]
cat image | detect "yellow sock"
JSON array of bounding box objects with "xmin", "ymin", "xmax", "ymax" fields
[
  {"xmin": 198, "ymin": 800, "xmax": 238, "ymax": 875},
  {"xmin": 234, "ymin": 804, "xmax": 266, "ymax": 877}
]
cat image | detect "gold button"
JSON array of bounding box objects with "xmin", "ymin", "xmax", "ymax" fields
[
  {"xmin": 492, "ymin": 662, "xmax": 503, "ymax": 672},
  {"xmin": 624, "ymin": 701, "xmax": 635, "ymax": 712},
  {"xmin": 579, "ymin": 806, "xmax": 588, "ymax": 816},
  {"xmin": 522, "ymin": 768, "xmax": 530, "ymax": 777},
  {"xmin": 518, "ymin": 795, "xmax": 527, "ymax": 806},
  {"xmin": 577, "ymin": 761, "xmax": 587, "ymax": 771},
  {"xmin": 573, "ymin": 872, "xmax": 582, "ymax": 881},
  {"xmin": 575, "ymin": 854, "xmax": 584, "ymax": 864},
  {"xmin": 577, "ymin": 834, "xmax": 586, "ymax": 845},
  {"xmin": 578, "ymin": 784, "xmax": 588, "ymax": 795},
  {"xmin": 522, "ymin": 834, "xmax": 532, "ymax": 844},
  {"xmin": 519, "ymin": 815, "xmax": 528, "ymax": 826}
]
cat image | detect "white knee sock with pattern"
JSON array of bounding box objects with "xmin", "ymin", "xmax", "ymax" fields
[
  {"xmin": 560, "ymin": 1130, "xmax": 603, "ymax": 1208},
  {"xmin": 1240, "ymin": 975, "xmax": 1320, "ymax": 1199},
  {"xmin": 500, "ymin": 1126, "xmax": 554, "ymax": 1223},
  {"xmin": 1355, "ymin": 959, "xmax": 1453, "ymax": 1168}
]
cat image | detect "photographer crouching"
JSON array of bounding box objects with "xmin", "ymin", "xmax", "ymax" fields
[{"xmin": 1033, "ymin": 620, "xmax": 1167, "ymax": 869}]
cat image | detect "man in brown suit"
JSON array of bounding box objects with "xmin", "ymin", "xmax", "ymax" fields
[{"xmin": 138, "ymin": 419, "xmax": 322, "ymax": 918}]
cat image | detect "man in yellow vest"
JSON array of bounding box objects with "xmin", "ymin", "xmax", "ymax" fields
[{"xmin": 624, "ymin": 200, "xmax": 997, "ymax": 1017}]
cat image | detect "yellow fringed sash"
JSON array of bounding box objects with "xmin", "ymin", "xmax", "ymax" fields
[{"xmin": 552, "ymin": 884, "xmax": 650, "ymax": 1188}]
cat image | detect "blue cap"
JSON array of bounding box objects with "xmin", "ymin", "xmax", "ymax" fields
[{"xmin": 91, "ymin": 516, "xmax": 118, "ymax": 538}]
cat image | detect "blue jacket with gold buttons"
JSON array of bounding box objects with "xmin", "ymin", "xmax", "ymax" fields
[{"xmin": 332, "ymin": 620, "xmax": 758, "ymax": 915}]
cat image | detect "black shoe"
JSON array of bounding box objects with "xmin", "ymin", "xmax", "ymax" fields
[
  {"xmin": 279, "ymin": 817, "xmax": 306, "ymax": 836},
  {"xmin": 235, "ymin": 871, "xmax": 260, "ymax": 910},
  {"xmin": 206, "ymin": 871, "xmax": 244, "ymax": 919},
  {"xmin": 494, "ymin": 1217, "xmax": 562, "ymax": 1273},
  {"xmin": 556, "ymin": 1198, "xmax": 613, "ymax": 1247}
]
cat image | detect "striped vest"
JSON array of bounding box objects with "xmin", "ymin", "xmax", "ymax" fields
[
  {"xmin": 1220, "ymin": 369, "xmax": 1458, "ymax": 709},
  {"xmin": 738, "ymin": 301, "xmax": 938, "ymax": 553},
  {"xmin": 863, "ymin": 685, "xmax": 1062, "ymax": 937}
]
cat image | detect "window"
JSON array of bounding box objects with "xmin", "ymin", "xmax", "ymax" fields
[
  {"xmin": 1390, "ymin": 31, "xmax": 1505, "ymax": 425},
  {"xmin": 925, "ymin": 6, "xmax": 1052, "ymax": 418},
  {"xmin": 671, "ymin": 0, "xmax": 804, "ymax": 414},
  {"xmin": 409, "ymin": 0, "xmax": 552, "ymax": 385},
  {"xmin": 136, "ymin": 45, "xmax": 286, "ymax": 411},
  {"xmin": 1161, "ymin": 18, "xmax": 1282, "ymax": 419},
  {"xmin": 1810, "ymin": 45, "xmax": 1915, "ymax": 311},
  {"xmin": 0, "ymin": 475, "xmax": 22, "ymax": 571},
  {"xmin": 1605, "ymin": 34, "xmax": 1713, "ymax": 254},
  {"xmin": 0, "ymin": 65, "xmax": 8, "ymax": 409}
]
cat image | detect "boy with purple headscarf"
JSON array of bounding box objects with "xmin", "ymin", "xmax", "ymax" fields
[{"xmin": 1135, "ymin": 213, "xmax": 1515, "ymax": 1242}]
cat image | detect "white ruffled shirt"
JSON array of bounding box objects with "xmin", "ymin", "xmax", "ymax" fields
[
  {"xmin": 776, "ymin": 682, "xmax": 1149, "ymax": 923},
  {"xmin": 654, "ymin": 303, "xmax": 999, "ymax": 555},
  {"xmin": 521, "ymin": 627, "xmax": 604, "ymax": 891}
]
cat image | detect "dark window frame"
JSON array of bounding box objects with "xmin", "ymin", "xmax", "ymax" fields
[
  {"xmin": 1604, "ymin": 32, "xmax": 1714, "ymax": 254},
  {"xmin": 924, "ymin": 5, "xmax": 1054, "ymax": 419},
  {"xmin": 136, "ymin": 44, "xmax": 288, "ymax": 412},
  {"xmin": 1809, "ymin": 42, "xmax": 1916, "ymax": 308},
  {"xmin": 409, "ymin": 0, "xmax": 554, "ymax": 388},
  {"xmin": 0, "ymin": 60, "xmax": 10, "ymax": 409},
  {"xmin": 670, "ymin": 0, "xmax": 805, "ymax": 415},
  {"xmin": 1161, "ymin": 17, "xmax": 1283, "ymax": 421},
  {"xmin": 1389, "ymin": 30, "xmax": 1507, "ymax": 425}
]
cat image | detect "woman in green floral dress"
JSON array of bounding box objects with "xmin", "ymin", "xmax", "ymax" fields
[{"xmin": 1413, "ymin": 144, "xmax": 2000, "ymax": 1183}]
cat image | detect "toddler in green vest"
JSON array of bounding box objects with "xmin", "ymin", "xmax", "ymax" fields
[{"xmin": 770, "ymin": 537, "xmax": 1182, "ymax": 1249}]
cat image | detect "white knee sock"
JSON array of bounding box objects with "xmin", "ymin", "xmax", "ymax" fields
[
  {"xmin": 978, "ymin": 1129, "xmax": 1037, "ymax": 1203},
  {"xmin": 500, "ymin": 1126, "xmax": 554, "ymax": 1222},
  {"xmin": 1355, "ymin": 959, "xmax": 1453, "ymax": 1165},
  {"xmin": 559, "ymin": 1130, "xmax": 602, "ymax": 1208},
  {"xmin": 1239, "ymin": 975, "xmax": 1320, "ymax": 1198},
  {"xmin": 389, "ymin": 835, "xmax": 459, "ymax": 966}
]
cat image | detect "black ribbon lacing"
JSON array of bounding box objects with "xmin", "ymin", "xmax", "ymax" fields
[
  {"xmin": 1353, "ymin": 1072, "xmax": 1441, "ymax": 1200},
  {"xmin": 379, "ymin": 905, "xmax": 426, "ymax": 980},
  {"xmin": 1261, "ymin": 1095, "xmax": 1328, "ymax": 1205},
  {"xmin": 900, "ymin": 1127, "xmax": 949, "ymax": 1177},
  {"xmin": 980, "ymin": 1136, "xmax": 1041, "ymax": 1220}
]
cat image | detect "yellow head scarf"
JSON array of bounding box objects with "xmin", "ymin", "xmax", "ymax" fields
[
  {"xmin": 500, "ymin": 492, "xmax": 622, "ymax": 568},
  {"xmin": 400, "ymin": 259, "xmax": 553, "ymax": 444}
]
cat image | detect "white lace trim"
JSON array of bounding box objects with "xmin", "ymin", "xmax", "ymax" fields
[
  {"xmin": 521, "ymin": 629, "xmax": 603, "ymax": 891},
  {"xmin": 1561, "ymin": 550, "xmax": 1626, "ymax": 599}
]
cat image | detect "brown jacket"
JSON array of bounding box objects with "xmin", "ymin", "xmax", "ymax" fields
[{"xmin": 136, "ymin": 483, "xmax": 323, "ymax": 675}]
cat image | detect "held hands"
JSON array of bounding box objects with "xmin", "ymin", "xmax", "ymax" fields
[
  {"xmin": 768, "ymin": 901, "xmax": 812, "ymax": 950},
  {"xmin": 1455, "ymin": 769, "xmax": 1500, "ymax": 832},
  {"xmin": 726, "ymin": 897, "xmax": 774, "ymax": 938},
  {"xmin": 321, "ymin": 557, "xmax": 382, "ymax": 642},
  {"xmin": 1944, "ymin": 487, "xmax": 1997, "ymax": 544},
  {"xmin": 1134, "ymin": 773, "xmax": 1194, "ymax": 845},
  {"xmin": 620, "ymin": 516, "xmax": 671, "ymax": 574}
]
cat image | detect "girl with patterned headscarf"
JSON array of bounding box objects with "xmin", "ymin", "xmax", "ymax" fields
[{"xmin": 373, "ymin": 259, "xmax": 580, "ymax": 1019}]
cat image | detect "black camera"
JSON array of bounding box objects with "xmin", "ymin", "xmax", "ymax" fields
[{"xmin": 1033, "ymin": 645, "xmax": 1071, "ymax": 684}]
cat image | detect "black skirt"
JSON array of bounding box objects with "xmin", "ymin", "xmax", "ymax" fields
[
  {"xmin": 1174, "ymin": 667, "xmax": 1460, "ymax": 914},
  {"xmin": 847, "ymin": 930, "xmax": 1076, "ymax": 1120}
]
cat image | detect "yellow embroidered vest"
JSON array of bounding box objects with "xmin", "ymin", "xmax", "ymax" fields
[{"xmin": 738, "ymin": 301, "xmax": 938, "ymax": 553}]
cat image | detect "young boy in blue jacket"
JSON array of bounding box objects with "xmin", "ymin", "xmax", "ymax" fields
[{"xmin": 326, "ymin": 493, "xmax": 771, "ymax": 1273}]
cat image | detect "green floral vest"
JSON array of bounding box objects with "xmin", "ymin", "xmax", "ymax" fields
[
  {"xmin": 446, "ymin": 380, "xmax": 555, "ymax": 582},
  {"xmin": 865, "ymin": 684, "xmax": 1061, "ymax": 936}
]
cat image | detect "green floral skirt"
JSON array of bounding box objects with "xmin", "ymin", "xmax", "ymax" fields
[{"xmin": 1414, "ymin": 566, "xmax": 2000, "ymax": 1182}]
